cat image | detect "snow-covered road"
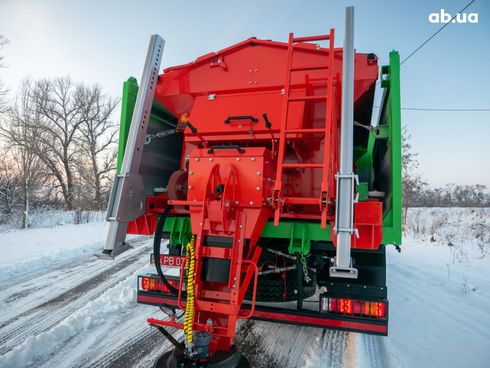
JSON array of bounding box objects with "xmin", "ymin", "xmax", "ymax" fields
[{"xmin": 0, "ymin": 208, "xmax": 489, "ymax": 367}]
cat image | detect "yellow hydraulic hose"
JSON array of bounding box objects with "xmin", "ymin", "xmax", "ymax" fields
[{"xmin": 183, "ymin": 236, "xmax": 196, "ymax": 345}]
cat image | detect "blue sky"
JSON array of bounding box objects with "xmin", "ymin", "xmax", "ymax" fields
[{"xmin": 0, "ymin": 0, "xmax": 489, "ymax": 187}]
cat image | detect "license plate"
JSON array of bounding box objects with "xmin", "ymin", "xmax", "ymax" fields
[{"xmin": 160, "ymin": 255, "xmax": 185, "ymax": 268}]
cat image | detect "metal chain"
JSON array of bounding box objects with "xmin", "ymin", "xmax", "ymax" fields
[
  {"xmin": 265, "ymin": 248, "xmax": 296, "ymax": 260},
  {"xmin": 301, "ymin": 255, "xmax": 312, "ymax": 283},
  {"xmin": 145, "ymin": 128, "xmax": 176, "ymax": 145},
  {"xmin": 259, "ymin": 265, "xmax": 296, "ymax": 276}
]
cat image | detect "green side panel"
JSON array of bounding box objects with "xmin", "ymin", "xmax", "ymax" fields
[
  {"xmin": 356, "ymin": 182, "xmax": 369, "ymax": 202},
  {"xmin": 117, "ymin": 77, "xmax": 139, "ymax": 173},
  {"xmin": 379, "ymin": 51, "xmax": 402, "ymax": 245},
  {"xmin": 115, "ymin": 77, "xmax": 181, "ymax": 195},
  {"xmin": 263, "ymin": 221, "xmax": 332, "ymax": 242},
  {"xmin": 164, "ymin": 217, "xmax": 192, "ymax": 246},
  {"xmin": 288, "ymin": 222, "xmax": 311, "ymax": 255}
]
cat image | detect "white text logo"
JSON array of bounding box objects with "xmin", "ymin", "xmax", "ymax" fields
[{"xmin": 428, "ymin": 9, "xmax": 478, "ymax": 24}]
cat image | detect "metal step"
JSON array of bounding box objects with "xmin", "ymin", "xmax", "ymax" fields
[{"xmin": 293, "ymin": 34, "xmax": 330, "ymax": 43}]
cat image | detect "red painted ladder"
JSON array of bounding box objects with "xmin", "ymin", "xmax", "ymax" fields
[{"xmin": 273, "ymin": 30, "xmax": 336, "ymax": 228}]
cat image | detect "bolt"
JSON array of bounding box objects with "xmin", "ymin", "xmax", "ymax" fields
[
  {"xmin": 189, "ymin": 171, "xmax": 193, "ymax": 175},
  {"xmin": 251, "ymin": 157, "xmax": 256, "ymax": 161},
  {"xmin": 248, "ymin": 81, "xmax": 252, "ymax": 85},
  {"xmin": 254, "ymin": 81, "xmax": 258, "ymax": 84},
  {"xmin": 199, "ymin": 222, "xmax": 203, "ymax": 226},
  {"xmin": 256, "ymin": 171, "xmax": 261, "ymax": 176},
  {"xmin": 234, "ymin": 277, "xmax": 237, "ymax": 280},
  {"xmin": 239, "ymin": 225, "xmax": 243, "ymax": 229},
  {"xmin": 254, "ymin": 69, "xmax": 258, "ymax": 72},
  {"xmin": 235, "ymin": 200, "xmax": 239, "ymax": 205},
  {"xmin": 236, "ymin": 157, "xmax": 241, "ymax": 161},
  {"xmin": 249, "ymin": 201, "xmax": 254, "ymax": 205},
  {"xmin": 256, "ymin": 186, "xmax": 261, "ymax": 191},
  {"xmin": 249, "ymin": 69, "xmax": 252, "ymax": 73},
  {"xmin": 208, "ymin": 158, "xmax": 213, "ymax": 161},
  {"xmin": 188, "ymin": 185, "xmax": 193, "ymax": 189},
  {"xmin": 233, "ymin": 284, "xmax": 236, "ymax": 288}
]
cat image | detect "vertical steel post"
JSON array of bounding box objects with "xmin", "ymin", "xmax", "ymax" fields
[
  {"xmin": 330, "ymin": 7, "xmax": 358, "ymax": 278},
  {"xmin": 99, "ymin": 34, "xmax": 165, "ymax": 259}
]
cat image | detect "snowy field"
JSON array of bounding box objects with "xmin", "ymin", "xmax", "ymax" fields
[{"xmin": 0, "ymin": 208, "xmax": 489, "ymax": 367}]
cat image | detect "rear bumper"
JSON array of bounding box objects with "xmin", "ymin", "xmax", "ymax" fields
[{"xmin": 137, "ymin": 291, "xmax": 388, "ymax": 336}]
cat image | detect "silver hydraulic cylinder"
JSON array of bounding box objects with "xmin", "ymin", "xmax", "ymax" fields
[
  {"xmin": 330, "ymin": 7, "xmax": 359, "ymax": 279},
  {"xmin": 99, "ymin": 35, "xmax": 165, "ymax": 259}
]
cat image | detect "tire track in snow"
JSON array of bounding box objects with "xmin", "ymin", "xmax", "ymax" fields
[
  {"xmin": 357, "ymin": 334, "xmax": 391, "ymax": 368},
  {"xmin": 0, "ymin": 241, "xmax": 151, "ymax": 356},
  {"xmin": 0, "ymin": 236, "xmax": 150, "ymax": 328}
]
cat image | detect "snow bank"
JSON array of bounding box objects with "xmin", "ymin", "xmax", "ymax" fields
[
  {"xmin": 404, "ymin": 207, "xmax": 490, "ymax": 260},
  {"xmin": 0, "ymin": 210, "xmax": 104, "ymax": 233},
  {"xmin": 0, "ymin": 222, "xmax": 108, "ymax": 283}
]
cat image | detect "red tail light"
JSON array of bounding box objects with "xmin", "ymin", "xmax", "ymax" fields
[
  {"xmin": 322, "ymin": 296, "xmax": 387, "ymax": 319},
  {"xmin": 141, "ymin": 277, "xmax": 149, "ymax": 291},
  {"xmin": 139, "ymin": 275, "xmax": 179, "ymax": 293}
]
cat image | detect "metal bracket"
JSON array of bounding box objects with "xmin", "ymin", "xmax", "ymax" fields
[
  {"xmin": 329, "ymin": 258, "xmax": 359, "ymax": 279},
  {"xmin": 101, "ymin": 34, "xmax": 165, "ymax": 258}
]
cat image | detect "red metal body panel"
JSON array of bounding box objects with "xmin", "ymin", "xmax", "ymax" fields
[
  {"xmin": 152, "ymin": 36, "xmax": 378, "ymax": 223},
  {"xmin": 129, "ymin": 36, "xmax": 381, "ymax": 237},
  {"xmin": 331, "ymin": 200, "xmax": 383, "ymax": 249}
]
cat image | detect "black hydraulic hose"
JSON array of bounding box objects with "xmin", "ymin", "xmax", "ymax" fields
[{"xmin": 154, "ymin": 206, "xmax": 186, "ymax": 297}]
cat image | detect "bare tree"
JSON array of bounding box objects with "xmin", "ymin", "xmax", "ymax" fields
[
  {"xmin": 0, "ymin": 80, "xmax": 48, "ymax": 227},
  {"xmin": 0, "ymin": 153, "xmax": 19, "ymax": 223},
  {"xmin": 77, "ymin": 85, "xmax": 119, "ymax": 210},
  {"xmin": 27, "ymin": 77, "xmax": 85, "ymax": 210}
]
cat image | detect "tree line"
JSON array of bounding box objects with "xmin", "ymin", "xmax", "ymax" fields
[{"xmin": 402, "ymin": 127, "xmax": 490, "ymax": 208}]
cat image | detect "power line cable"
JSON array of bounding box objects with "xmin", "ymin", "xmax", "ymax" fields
[
  {"xmin": 373, "ymin": 106, "xmax": 490, "ymax": 112},
  {"xmin": 400, "ymin": 0, "xmax": 476, "ymax": 65}
]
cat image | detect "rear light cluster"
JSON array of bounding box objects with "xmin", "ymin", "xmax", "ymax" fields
[
  {"xmin": 139, "ymin": 276, "xmax": 180, "ymax": 293},
  {"xmin": 320, "ymin": 296, "xmax": 387, "ymax": 319}
]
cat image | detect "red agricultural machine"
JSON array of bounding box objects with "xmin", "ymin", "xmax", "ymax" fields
[{"xmin": 101, "ymin": 6, "xmax": 401, "ymax": 367}]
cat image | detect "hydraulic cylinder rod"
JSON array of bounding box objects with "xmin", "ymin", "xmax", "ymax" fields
[{"xmin": 330, "ymin": 6, "xmax": 358, "ymax": 279}]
